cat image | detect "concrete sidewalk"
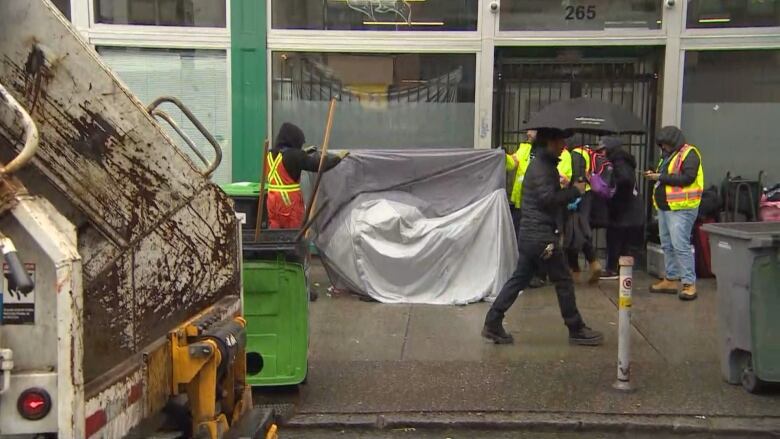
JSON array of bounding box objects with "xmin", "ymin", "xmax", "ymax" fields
[{"xmin": 257, "ymin": 261, "xmax": 780, "ymax": 435}]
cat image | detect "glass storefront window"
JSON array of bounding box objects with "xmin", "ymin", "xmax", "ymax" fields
[
  {"xmin": 95, "ymin": 0, "xmax": 226, "ymax": 27},
  {"xmin": 687, "ymin": 0, "xmax": 780, "ymax": 28},
  {"xmin": 272, "ymin": 0, "xmax": 478, "ymax": 31},
  {"xmin": 98, "ymin": 47, "xmax": 231, "ymax": 183},
  {"xmin": 682, "ymin": 50, "xmax": 780, "ymax": 184},
  {"xmin": 499, "ymin": 0, "xmax": 661, "ymax": 31},
  {"xmin": 272, "ymin": 52, "xmax": 476, "ymax": 148}
]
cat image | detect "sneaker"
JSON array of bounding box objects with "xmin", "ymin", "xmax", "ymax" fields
[
  {"xmin": 529, "ymin": 277, "xmax": 546, "ymax": 289},
  {"xmin": 481, "ymin": 324, "xmax": 514, "ymax": 344},
  {"xmin": 588, "ymin": 260, "xmax": 603, "ymax": 284},
  {"xmin": 679, "ymin": 284, "xmax": 698, "ymax": 301},
  {"xmin": 569, "ymin": 326, "xmax": 604, "ymax": 346},
  {"xmin": 600, "ymin": 269, "xmax": 619, "ymax": 280},
  {"xmin": 650, "ymin": 278, "xmax": 680, "ymax": 294}
]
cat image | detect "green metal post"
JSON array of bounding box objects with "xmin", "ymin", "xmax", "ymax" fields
[{"xmin": 231, "ymin": 0, "xmax": 267, "ymax": 182}]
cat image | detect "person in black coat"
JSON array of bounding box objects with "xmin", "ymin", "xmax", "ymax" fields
[
  {"xmin": 601, "ymin": 137, "xmax": 644, "ymax": 279},
  {"xmin": 483, "ymin": 128, "xmax": 604, "ymax": 346}
]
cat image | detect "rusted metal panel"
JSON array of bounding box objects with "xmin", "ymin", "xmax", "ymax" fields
[
  {"xmin": 0, "ymin": 2, "xmax": 206, "ymax": 246},
  {"xmin": 0, "ymin": 0, "xmax": 240, "ymax": 387},
  {"xmin": 133, "ymin": 183, "xmax": 240, "ymax": 349},
  {"xmin": 83, "ymin": 253, "xmax": 135, "ymax": 381}
]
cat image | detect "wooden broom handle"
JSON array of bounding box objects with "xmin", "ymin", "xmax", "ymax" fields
[
  {"xmin": 253, "ymin": 139, "xmax": 270, "ymax": 241},
  {"xmin": 302, "ymin": 98, "xmax": 337, "ymax": 230}
]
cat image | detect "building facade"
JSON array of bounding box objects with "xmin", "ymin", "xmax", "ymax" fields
[{"xmin": 56, "ymin": 1, "xmax": 780, "ymax": 189}]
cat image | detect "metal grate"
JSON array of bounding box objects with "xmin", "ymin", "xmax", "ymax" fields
[{"xmin": 494, "ymin": 57, "xmax": 660, "ymax": 249}]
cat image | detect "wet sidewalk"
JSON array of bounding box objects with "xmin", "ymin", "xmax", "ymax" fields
[{"xmin": 259, "ymin": 260, "xmax": 780, "ymax": 435}]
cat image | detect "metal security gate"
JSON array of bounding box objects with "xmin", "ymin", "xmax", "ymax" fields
[
  {"xmin": 494, "ymin": 56, "xmax": 659, "ymax": 248},
  {"xmin": 494, "ymin": 58, "xmax": 658, "ymax": 172}
]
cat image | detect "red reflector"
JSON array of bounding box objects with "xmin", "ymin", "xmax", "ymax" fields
[{"xmin": 17, "ymin": 388, "xmax": 52, "ymax": 421}]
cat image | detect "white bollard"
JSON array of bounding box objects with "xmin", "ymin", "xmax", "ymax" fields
[{"xmin": 613, "ymin": 256, "xmax": 635, "ymax": 392}]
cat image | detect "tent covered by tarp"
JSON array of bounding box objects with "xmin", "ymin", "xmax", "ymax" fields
[{"xmin": 312, "ymin": 149, "xmax": 518, "ymax": 305}]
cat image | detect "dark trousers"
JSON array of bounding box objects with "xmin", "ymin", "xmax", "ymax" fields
[
  {"xmin": 487, "ymin": 240, "xmax": 585, "ymax": 331},
  {"xmin": 566, "ymin": 239, "xmax": 597, "ymax": 271},
  {"xmin": 606, "ymin": 226, "xmax": 642, "ymax": 271}
]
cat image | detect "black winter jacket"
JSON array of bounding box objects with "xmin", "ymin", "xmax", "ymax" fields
[
  {"xmin": 653, "ymin": 127, "xmax": 701, "ymax": 211},
  {"xmin": 607, "ymin": 148, "xmax": 644, "ymax": 227},
  {"xmin": 272, "ymin": 147, "xmax": 340, "ymax": 182},
  {"xmin": 273, "ymin": 121, "xmax": 341, "ymax": 181},
  {"xmin": 519, "ymin": 147, "xmax": 582, "ymax": 243}
]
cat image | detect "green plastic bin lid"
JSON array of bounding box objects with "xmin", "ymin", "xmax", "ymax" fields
[{"xmin": 221, "ymin": 182, "xmax": 260, "ymax": 197}]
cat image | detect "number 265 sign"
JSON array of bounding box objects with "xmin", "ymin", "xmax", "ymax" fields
[{"xmin": 565, "ymin": 5, "xmax": 597, "ymax": 20}]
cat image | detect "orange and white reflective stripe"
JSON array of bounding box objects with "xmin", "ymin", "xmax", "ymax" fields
[
  {"xmin": 265, "ymin": 153, "xmax": 301, "ymax": 205},
  {"xmin": 666, "ymin": 188, "xmax": 703, "ymax": 202},
  {"xmin": 671, "ymin": 145, "xmax": 691, "ymax": 173}
]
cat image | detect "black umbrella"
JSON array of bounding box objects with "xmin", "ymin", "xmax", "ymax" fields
[{"xmin": 523, "ymin": 98, "xmax": 646, "ymax": 135}]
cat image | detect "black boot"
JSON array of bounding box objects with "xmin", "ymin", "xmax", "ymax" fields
[
  {"xmin": 482, "ymin": 316, "xmax": 514, "ymax": 344},
  {"xmin": 568, "ymin": 325, "xmax": 604, "ymax": 346}
]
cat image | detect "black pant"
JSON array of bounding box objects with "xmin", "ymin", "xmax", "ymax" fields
[
  {"xmin": 606, "ymin": 226, "xmax": 642, "ymax": 272},
  {"xmin": 566, "ymin": 239, "xmax": 597, "ymax": 271},
  {"xmin": 487, "ymin": 240, "xmax": 585, "ymax": 331}
]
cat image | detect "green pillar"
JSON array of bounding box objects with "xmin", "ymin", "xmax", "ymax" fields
[{"xmin": 231, "ymin": 0, "xmax": 267, "ymax": 182}]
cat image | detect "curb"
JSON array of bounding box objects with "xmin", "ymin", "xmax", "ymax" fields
[{"xmin": 285, "ymin": 412, "xmax": 780, "ymax": 436}]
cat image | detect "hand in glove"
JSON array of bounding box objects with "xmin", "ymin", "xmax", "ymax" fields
[{"xmin": 567, "ymin": 197, "xmax": 582, "ymax": 211}]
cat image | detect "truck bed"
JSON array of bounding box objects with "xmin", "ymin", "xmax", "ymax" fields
[{"xmin": 0, "ymin": 0, "xmax": 240, "ymax": 383}]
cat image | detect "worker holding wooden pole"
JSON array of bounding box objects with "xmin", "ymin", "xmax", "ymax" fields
[{"xmin": 263, "ymin": 99, "xmax": 345, "ymax": 230}]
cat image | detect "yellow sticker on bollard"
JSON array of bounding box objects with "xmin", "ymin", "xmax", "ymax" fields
[{"xmin": 619, "ymin": 296, "xmax": 632, "ymax": 309}]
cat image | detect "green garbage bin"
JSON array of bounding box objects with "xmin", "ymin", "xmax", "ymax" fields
[
  {"xmin": 242, "ymin": 230, "xmax": 309, "ymax": 386},
  {"xmin": 703, "ymin": 222, "xmax": 780, "ymax": 393},
  {"xmin": 220, "ymin": 182, "xmax": 261, "ymax": 228}
]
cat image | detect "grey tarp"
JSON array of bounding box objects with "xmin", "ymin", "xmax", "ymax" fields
[{"xmin": 313, "ymin": 149, "xmax": 518, "ymax": 305}]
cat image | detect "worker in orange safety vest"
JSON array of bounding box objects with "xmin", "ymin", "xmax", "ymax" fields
[{"xmin": 264, "ymin": 122, "xmax": 345, "ymax": 229}]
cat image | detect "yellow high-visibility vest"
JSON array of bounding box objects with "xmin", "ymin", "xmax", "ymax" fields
[
  {"xmin": 506, "ymin": 143, "xmax": 533, "ymax": 208},
  {"xmin": 506, "ymin": 144, "xmax": 573, "ymax": 209},
  {"xmin": 653, "ymin": 144, "xmax": 704, "ymax": 211},
  {"xmin": 570, "ymin": 146, "xmax": 592, "ymax": 192},
  {"xmin": 558, "ymin": 148, "xmax": 573, "ymax": 184}
]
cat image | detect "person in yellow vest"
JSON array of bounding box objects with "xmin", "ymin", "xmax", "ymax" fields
[
  {"xmin": 505, "ymin": 130, "xmax": 536, "ymax": 230},
  {"xmin": 565, "ymin": 144, "xmax": 605, "ymax": 283},
  {"xmin": 644, "ymin": 126, "xmax": 704, "ymax": 301},
  {"xmin": 558, "ymin": 147, "xmax": 573, "ymax": 187}
]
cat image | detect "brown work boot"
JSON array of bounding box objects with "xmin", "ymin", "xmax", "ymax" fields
[
  {"xmin": 650, "ymin": 278, "xmax": 680, "ymax": 294},
  {"xmin": 679, "ymin": 284, "xmax": 698, "ymax": 301},
  {"xmin": 588, "ymin": 260, "xmax": 602, "ymax": 285}
]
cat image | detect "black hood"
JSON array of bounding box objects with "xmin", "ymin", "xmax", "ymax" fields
[
  {"xmin": 656, "ymin": 126, "xmax": 686, "ymax": 149},
  {"xmin": 531, "ymin": 142, "xmax": 561, "ymax": 163},
  {"xmin": 275, "ymin": 122, "xmax": 306, "ymax": 150},
  {"xmin": 599, "ymin": 136, "xmax": 623, "ymax": 151},
  {"xmin": 606, "ymin": 147, "xmax": 637, "ymax": 169}
]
